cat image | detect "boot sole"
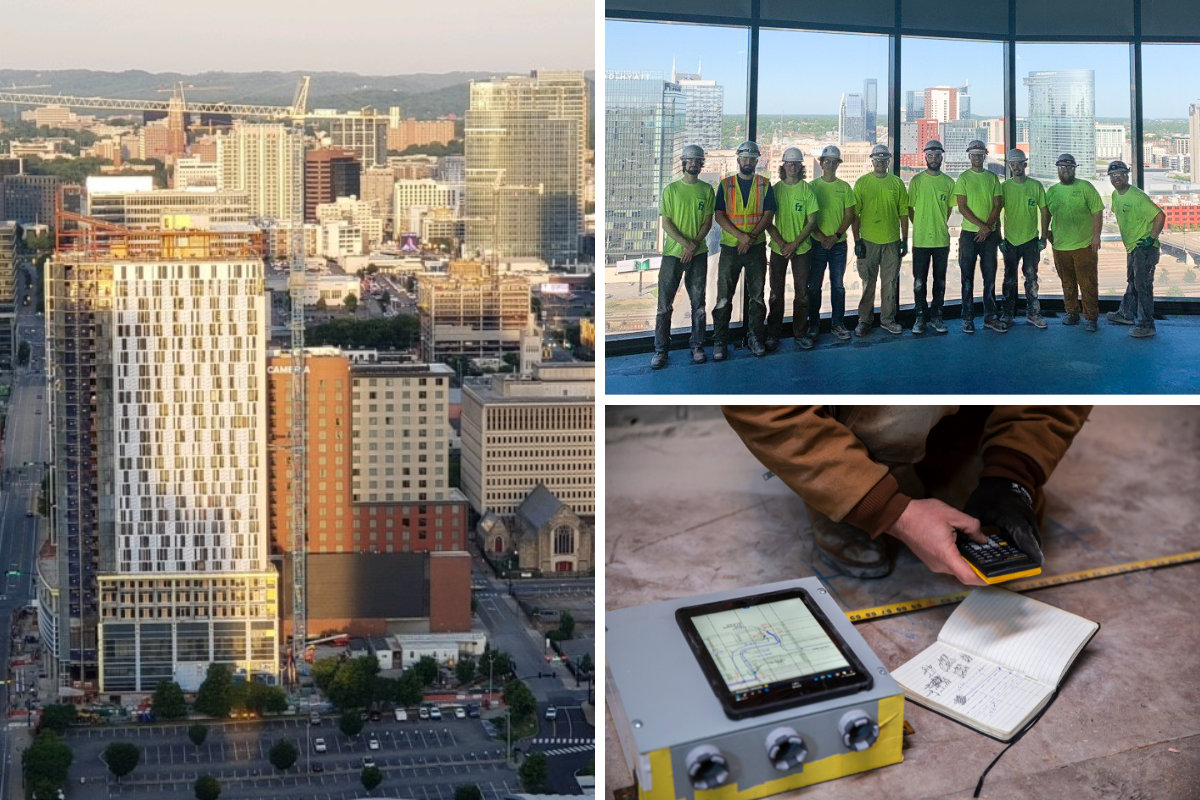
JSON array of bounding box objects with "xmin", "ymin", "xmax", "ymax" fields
[{"xmin": 815, "ymin": 546, "xmax": 893, "ymax": 579}]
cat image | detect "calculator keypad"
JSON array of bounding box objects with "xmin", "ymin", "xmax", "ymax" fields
[{"xmin": 957, "ymin": 531, "xmax": 1040, "ymax": 579}]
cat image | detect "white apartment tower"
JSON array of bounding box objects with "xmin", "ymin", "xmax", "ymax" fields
[{"xmin": 217, "ymin": 122, "xmax": 303, "ymax": 220}]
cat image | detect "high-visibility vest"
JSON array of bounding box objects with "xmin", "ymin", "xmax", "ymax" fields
[{"xmin": 719, "ymin": 174, "xmax": 770, "ymax": 247}]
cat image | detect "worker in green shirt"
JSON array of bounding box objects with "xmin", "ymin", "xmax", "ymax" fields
[
  {"xmin": 906, "ymin": 139, "xmax": 954, "ymax": 334},
  {"xmin": 766, "ymin": 147, "xmax": 820, "ymax": 351},
  {"xmin": 652, "ymin": 144, "xmax": 716, "ymax": 369},
  {"xmin": 712, "ymin": 140, "xmax": 775, "ymax": 360},
  {"xmin": 998, "ymin": 149, "xmax": 1048, "ymax": 329},
  {"xmin": 1104, "ymin": 160, "xmax": 1165, "ymax": 338},
  {"xmin": 851, "ymin": 144, "xmax": 909, "ymax": 337},
  {"xmin": 807, "ymin": 145, "xmax": 857, "ymax": 342},
  {"xmin": 1043, "ymin": 153, "xmax": 1104, "ymax": 332},
  {"xmin": 954, "ymin": 140, "xmax": 1004, "ymax": 334}
]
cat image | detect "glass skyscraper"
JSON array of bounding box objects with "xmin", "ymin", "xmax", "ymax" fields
[
  {"xmin": 1025, "ymin": 69, "xmax": 1096, "ymax": 179},
  {"xmin": 674, "ymin": 71, "xmax": 724, "ymax": 153},
  {"xmin": 864, "ymin": 79, "xmax": 878, "ymax": 145},
  {"xmin": 604, "ymin": 70, "xmax": 686, "ymax": 264},
  {"xmin": 840, "ymin": 93, "xmax": 865, "ymax": 145}
]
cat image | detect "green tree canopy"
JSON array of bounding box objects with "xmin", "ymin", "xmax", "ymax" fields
[
  {"xmin": 413, "ymin": 655, "xmax": 440, "ymax": 686},
  {"xmin": 268, "ymin": 738, "xmax": 298, "ymax": 772},
  {"xmin": 194, "ymin": 774, "xmax": 222, "ymax": 800},
  {"xmin": 306, "ymin": 314, "xmax": 420, "ymax": 350},
  {"xmin": 519, "ymin": 751, "xmax": 550, "ymax": 792},
  {"xmin": 22, "ymin": 731, "xmax": 73, "ymax": 787},
  {"xmin": 339, "ymin": 709, "xmax": 365, "ymax": 739},
  {"xmin": 455, "ymin": 784, "xmax": 484, "ymax": 800},
  {"xmin": 194, "ymin": 664, "xmax": 234, "ymax": 718},
  {"xmin": 311, "ymin": 657, "xmax": 341, "ymax": 694},
  {"xmin": 343, "ymin": 292, "xmax": 359, "ymax": 313},
  {"xmin": 328, "ymin": 655, "xmax": 381, "ymax": 710},
  {"xmin": 455, "ymin": 656, "xmax": 477, "ymax": 685},
  {"xmin": 188, "ymin": 724, "xmax": 209, "ymax": 748},
  {"xmin": 361, "ymin": 765, "xmax": 383, "ymax": 792},
  {"xmin": 153, "ymin": 680, "xmax": 188, "ymax": 720},
  {"xmin": 479, "ymin": 648, "xmax": 514, "ymax": 685},
  {"xmin": 558, "ymin": 610, "xmax": 576, "ymax": 639},
  {"xmin": 38, "ymin": 704, "xmax": 78, "ymax": 735},
  {"xmin": 503, "ymin": 679, "xmax": 537, "ymax": 725},
  {"xmin": 103, "ymin": 741, "xmax": 141, "ymax": 781},
  {"xmin": 17, "ymin": 340, "xmax": 31, "ymax": 367},
  {"xmin": 396, "ymin": 669, "xmax": 425, "ymax": 708}
]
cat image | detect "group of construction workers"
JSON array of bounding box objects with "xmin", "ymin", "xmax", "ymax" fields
[{"xmin": 651, "ymin": 138, "xmax": 1165, "ymax": 369}]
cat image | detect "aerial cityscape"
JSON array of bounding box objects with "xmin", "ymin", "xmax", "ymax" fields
[{"xmin": 0, "ymin": 4, "xmax": 596, "ymax": 798}]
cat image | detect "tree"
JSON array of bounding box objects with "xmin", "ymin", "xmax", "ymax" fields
[
  {"xmin": 519, "ymin": 751, "xmax": 550, "ymax": 792},
  {"xmin": 339, "ymin": 709, "xmax": 364, "ymax": 739},
  {"xmin": 479, "ymin": 649, "xmax": 513, "ymax": 684},
  {"xmin": 153, "ymin": 680, "xmax": 188, "ymax": 720},
  {"xmin": 361, "ymin": 765, "xmax": 383, "ymax": 793},
  {"xmin": 103, "ymin": 741, "xmax": 141, "ymax": 782},
  {"xmin": 396, "ymin": 669, "xmax": 425, "ymax": 708},
  {"xmin": 455, "ymin": 784, "xmax": 484, "ymax": 800},
  {"xmin": 194, "ymin": 774, "xmax": 222, "ymax": 800},
  {"xmin": 188, "ymin": 724, "xmax": 209, "ymax": 749},
  {"xmin": 344, "ymin": 292, "xmax": 359, "ymax": 313},
  {"xmin": 579, "ymin": 653, "xmax": 594, "ymax": 675},
  {"xmin": 315, "ymin": 297, "xmax": 328, "ymax": 311},
  {"xmin": 263, "ymin": 685, "xmax": 289, "ymax": 714},
  {"xmin": 311, "ymin": 657, "xmax": 341, "ymax": 694},
  {"xmin": 329, "ymin": 655, "xmax": 380, "ymax": 710},
  {"xmin": 194, "ymin": 663, "xmax": 234, "ymax": 718},
  {"xmin": 241, "ymin": 681, "xmax": 289, "ymax": 715},
  {"xmin": 17, "ymin": 340, "xmax": 30, "ymax": 367},
  {"xmin": 22, "ymin": 731, "xmax": 73, "ymax": 787},
  {"xmin": 268, "ymin": 738, "xmax": 298, "ymax": 772},
  {"xmin": 455, "ymin": 656, "xmax": 477, "ymax": 685},
  {"xmin": 38, "ymin": 704, "xmax": 78, "ymax": 735},
  {"xmin": 503, "ymin": 679, "xmax": 537, "ymax": 725},
  {"xmin": 558, "ymin": 610, "xmax": 576, "ymax": 639},
  {"xmin": 413, "ymin": 655, "xmax": 440, "ymax": 686}
]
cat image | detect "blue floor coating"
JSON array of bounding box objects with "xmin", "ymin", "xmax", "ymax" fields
[{"xmin": 605, "ymin": 315, "xmax": 1200, "ymax": 394}]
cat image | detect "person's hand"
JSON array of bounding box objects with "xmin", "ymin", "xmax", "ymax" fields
[
  {"xmin": 821, "ymin": 234, "xmax": 837, "ymax": 250},
  {"xmin": 681, "ymin": 242, "xmax": 697, "ymax": 263},
  {"xmin": 736, "ymin": 230, "xmax": 752, "ymax": 255},
  {"xmin": 963, "ymin": 477, "xmax": 1045, "ymax": 566},
  {"xmin": 974, "ymin": 223, "xmax": 991, "ymax": 242},
  {"xmin": 854, "ymin": 239, "xmax": 867, "ymax": 259},
  {"xmin": 781, "ymin": 240, "xmax": 798, "ymax": 259},
  {"xmin": 1091, "ymin": 240, "xmax": 1101, "ymax": 255},
  {"xmin": 1038, "ymin": 237, "xmax": 1048, "ymax": 253},
  {"xmin": 898, "ymin": 240, "xmax": 908, "ymax": 259},
  {"xmin": 1135, "ymin": 236, "xmax": 1156, "ymax": 250},
  {"xmin": 887, "ymin": 499, "xmax": 988, "ymax": 586}
]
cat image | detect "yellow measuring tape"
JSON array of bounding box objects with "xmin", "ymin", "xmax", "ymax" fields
[{"xmin": 845, "ymin": 549, "xmax": 1200, "ymax": 623}]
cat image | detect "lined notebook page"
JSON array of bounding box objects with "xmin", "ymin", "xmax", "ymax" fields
[
  {"xmin": 939, "ymin": 587, "xmax": 1099, "ymax": 687},
  {"xmin": 891, "ymin": 641, "xmax": 1052, "ymax": 734}
]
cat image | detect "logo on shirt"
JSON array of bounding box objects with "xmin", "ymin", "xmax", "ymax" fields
[
  {"xmin": 938, "ymin": 193, "xmax": 947, "ymax": 203},
  {"xmin": 697, "ymin": 200, "xmax": 706, "ymax": 211},
  {"xmin": 1027, "ymin": 198, "xmax": 1036, "ymax": 208},
  {"xmin": 794, "ymin": 201, "xmax": 804, "ymax": 212}
]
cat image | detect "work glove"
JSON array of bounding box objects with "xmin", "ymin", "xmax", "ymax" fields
[
  {"xmin": 998, "ymin": 240, "xmax": 1011, "ymax": 256},
  {"xmin": 963, "ymin": 477, "xmax": 1044, "ymax": 566},
  {"xmin": 1134, "ymin": 236, "xmax": 1156, "ymax": 250},
  {"xmin": 854, "ymin": 240, "xmax": 867, "ymax": 259},
  {"xmin": 898, "ymin": 240, "xmax": 908, "ymax": 259},
  {"xmin": 1038, "ymin": 238, "xmax": 1048, "ymax": 253}
]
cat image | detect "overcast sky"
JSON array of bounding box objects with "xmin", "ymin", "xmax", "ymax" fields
[{"xmin": 2, "ymin": 0, "xmax": 595, "ymax": 74}]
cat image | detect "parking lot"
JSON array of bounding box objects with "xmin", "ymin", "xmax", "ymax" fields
[{"xmin": 62, "ymin": 713, "xmax": 522, "ymax": 799}]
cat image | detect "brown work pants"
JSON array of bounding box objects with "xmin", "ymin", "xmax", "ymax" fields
[{"xmin": 1052, "ymin": 246, "xmax": 1099, "ymax": 322}]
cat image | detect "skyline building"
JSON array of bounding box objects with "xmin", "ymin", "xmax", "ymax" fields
[
  {"xmin": 1025, "ymin": 69, "xmax": 1096, "ymax": 179},
  {"xmin": 43, "ymin": 220, "xmax": 278, "ymax": 691},
  {"xmin": 304, "ymin": 149, "xmax": 361, "ymax": 223},
  {"xmin": 673, "ymin": 67, "xmax": 724, "ymax": 152},
  {"xmin": 416, "ymin": 261, "xmax": 532, "ymax": 362},
  {"xmin": 864, "ymin": 78, "xmax": 878, "ymax": 144},
  {"xmin": 839, "ymin": 92, "xmax": 865, "ymax": 144},
  {"xmin": 1189, "ymin": 102, "xmax": 1200, "ymax": 183},
  {"xmin": 464, "ymin": 70, "xmax": 587, "ymax": 265},
  {"xmin": 327, "ymin": 112, "xmax": 390, "ymax": 168},
  {"xmin": 216, "ymin": 122, "xmax": 303, "ymax": 221},
  {"xmin": 603, "ymin": 70, "xmax": 685, "ymax": 265}
]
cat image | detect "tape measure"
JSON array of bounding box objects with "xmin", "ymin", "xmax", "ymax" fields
[{"xmin": 845, "ymin": 549, "xmax": 1200, "ymax": 623}]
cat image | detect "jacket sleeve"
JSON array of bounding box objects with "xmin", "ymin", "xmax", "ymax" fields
[
  {"xmin": 720, "ymin": 406, "xmax": 911, "ymax": 538},
  {"xmin": 980, "ymin": 406, "xmax": 1093, "ymax": 490}
]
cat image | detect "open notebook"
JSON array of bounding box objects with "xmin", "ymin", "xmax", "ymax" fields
[{"xmin": 891, "ymin": 586, "xmax": 1099, "ymax": 741}]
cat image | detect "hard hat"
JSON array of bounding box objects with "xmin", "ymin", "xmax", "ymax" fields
[
  {"xmin": 922, "ymin": 140, "xmax": 945, "ymax": 153},
  {"xmin": 819, "ymin": 145, "xmax": 842, "ymax": 162},
  {"xmin": 1005, "ymin": 148, "xmax": 1027, "ymax": 163},
  {"xmin": 869, "ymin": 144, "xmax": 892, "ymax": 159},
  {"xmin": 782, "ymin": 147, "xmax": 805, "ymax": 163},
  {"xmin": 735, "ymin": 140, "xmax": 761, "ymax": 158},
  {"xmin": 681, "ymin": 144, "xmax": 705, "ymax": 160},
  {"xmin": 1107, "ymin": 159, "xmax": 1130, "ymax": 175},
  {"xmin": 966, "ymin": 139, "xmax": 988, "ymax": 154},
  {"xmin": 1056, "ymin": 153, "xmax": 1078, "ymax": 167}
]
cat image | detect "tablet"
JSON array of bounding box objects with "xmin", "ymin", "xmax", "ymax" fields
[{"xmin": 676, "ymin": 587, "xmax": 873, "ymax": 720}]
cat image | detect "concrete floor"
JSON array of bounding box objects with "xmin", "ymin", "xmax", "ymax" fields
[
  {"xmin": 604, "ymin": 315, "xmax": 1200, "ymax": 395},
  {"xmin": 604, "ymin": 406, "xmax": 1200, "ymax": 800}
]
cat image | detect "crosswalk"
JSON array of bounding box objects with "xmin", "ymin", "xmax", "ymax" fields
[{"xmin": 531, "ymin": 738, "xmax": 595, "ymax": 757}]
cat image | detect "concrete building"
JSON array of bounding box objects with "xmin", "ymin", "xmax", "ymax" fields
[
  {"xmin": 173, "ymin": 156, "xmax": 220, "ymax": 190},
  {"xmin": 437, "ymin": 155, "xmax": 466, "ymax": 186},
  {"xmin": 1025, "ymin": 70, "xmax": 1096, "ymax": 180},
  {"xmin": 386, "ymin": 116, "xmax": 457, "ymax": 152},
  {"xmin": 1, "ymin": 173, "xmax": 64, "ymax": 226},
  {"xmin": 304, "ymin": 149, "xmax": 361, "ymax": 223},
  {"xmin": 674, "ymin": 69, "xmax": 724, "ymax": 153},
  {"xmin": 393, "ymin": 179, "xmax": 461, "ymax": 237},
  {"xmin": 464, "ymin": 70, "xmax": 587, "ymax": 265},
  {"xmin": 416, "ymin": 262, "xmax": 532, "ymax": 362},
  {"xmin": 0, "ymin": 220, "xmax": 17, "ymax": 306},
  {"xmin": 84, "ymin": 179, "xmax": 251, "ymax": 229},
  {"xmin": 604, "ymin": 70, "xmax": 685, "ymax": 264},
  {"xmin": 216, "ymin": 122, "xmax": 303, "ymax": 221},
  {"xmin": 460, "ymin": 363, "xmax": 595, "ymax": 519},
  {"xmin": 925, "ymin": 86, "xmax": 960, "ymax": 123},
  {"xmin": 327, "ymin": 111, "xmax": 390, "ymax": 168},
  {"xmin": 315, "ymin": 195, "xmax": 384, "ymax": 251},
  {"xmin": 1096, "ymin": 123, "xmax": 1126, "ymax": 161},
  {"xmin": 362, "ymin": 166, "xmax": 398, "ymax": 220},
  {"xmin": 44, "ymin": 219, "xmax": 278, "ymax": 693}
]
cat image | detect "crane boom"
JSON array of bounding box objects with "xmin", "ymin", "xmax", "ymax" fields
[{"xmin": 0, "ymin": 91, "xmax": 296, "ymax": 118}]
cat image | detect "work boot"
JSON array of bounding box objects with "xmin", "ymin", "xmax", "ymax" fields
[
  {"xmin": 1130, "ymin": 325, "xmax": 1157, "ymax": 338},
  {"xmin": 691, "ymin": 346, "xmax": 707, "ymax": 364},
  {"xmin": 713, "ymin": 343, "xmax": 728, "ymax": 362},
  {"xmin": 808, "ymin": 510, "xmax": 892, "ymax": 579},
  {"xmin": 1027, "ymin": 313, "xmax": 1048, "ymax": 329},
  {"xmin": 962, "ymin": 319, "xmax": 976, "ymax": 334},
  {"xmin": 880, "ymin": 321, "xmax": 902, "ymax": 335},
  {"xmin": 854, "ymin": 322, "xmax": 871, "ymax": 337},
  {"xmin": 832, "ymin": 323, "xmax": 851, "ymax": 340},
  {"xmin": 1083, "ymin": 318, "xmax": 1098, "ymax": 332},
  {"xmin": 764, "ymin": 335, "xmax": 779, "ymax": 352},
  {"xmin": 650, "ymin": 351, "xmax": 667, "ymax": 370},
  {"xmin": 929, "ymin": 316, "xmax": 948, "ymax": 334},
  {"xmin": 796, "ymin": 335, "xmax": 814, "ymax": 350},
  {"xmin": 1063, "ymin": 312, "xmax": 1080, "ymax": 326},
  {"xmin": 1107, "ymin": 311, "xmax": 1135, "ymax": 326},
  {"xmin": 912, "ymin": 316, "xmax": 927, "ymax": 334},
  {"xmin": 1001, "ymin": 314, "xmax": 1014, "ymax": 328},
  {"xmin": 984, "ymin": 316, "xmax": 1008, "ymax": 333},
  {"xmin": 749, "ymin": 339, "xmax": 767, "ymax": 357}
]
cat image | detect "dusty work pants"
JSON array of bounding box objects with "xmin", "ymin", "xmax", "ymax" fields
[
  {"xmin": 713, "ymin": 243, "xmax": 768, "ymax": 347},
  {"xmin": 1002, "ymin": 238, "xmax": 1042, "ymax": 319},
  {"xmin": 1053, "ymin": 246, "xmax": 1100, "ymax": 322},
  {"xmin": 912, "ymin": 246, "xmax": 949, "ymax": 320},
  {"xmin": 960, "ymin": 230, "xmax": 1000, "ymax": 321},
  {"xmin": 857, "ymin": 240, "xmax": 901, "ymax": 327},
  {"xmin": 654, "ymin": 253, "xmax": 708, "ymax": 353},
  {"xmin": 768, "ymin": 249, "xmax": 810, "ymax": 340},
  {"xmin": 1117, "ymin": 245, "xmax": 1159, "ymax": 328}
]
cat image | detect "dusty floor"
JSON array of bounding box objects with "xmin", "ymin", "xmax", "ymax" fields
[{"xmin": 604, "ymin": 406, "xmax": 1200, "ymax": 800}]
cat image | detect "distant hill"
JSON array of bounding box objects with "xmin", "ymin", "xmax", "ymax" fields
[{"xmin": 0, "ymin": 68, "xmax": 595, "ymax": 145}]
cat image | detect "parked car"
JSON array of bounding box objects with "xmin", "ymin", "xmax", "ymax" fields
[
  {"xmin": 467, "ymin": 704, "xmax": 480, "ymax": 718},
  {"xmin": 545, "ymin": 706, "xmax": 558, "ymax": 721},
  {"xmin": 394, "ymin": 708, "xmax": 408, "ymax": 722},
  {"xmin": 418, "ymin": 707, "xmax": 430, "ymax": 720},
  {"xmin": 429, "ymin": 706, "xmax": 443, "ymax": 720},
  {"xmin": 362, "ymin": 756, "xmax": 376, "ymax": 769},
  {"xmin": 368, "ymin": 735, "xmax": 380, "ymax": 750},
  {"xmin": 369, "ymin": 709, "xmax": 381, "ymax": 722},
  {"xmin": 313, "ymin": 738, "xmax": 327, "ymax": 753},
  {"xmin": 312, "ymin": 763, "xmax": 325, "ymax": 773},
  {"xmin": 309, "ymin": 711, "xmax": 320, "ymax": 725},
  {"xmin": 454, "ymin": 706, "xmax": 467, "ymax": 719}
]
